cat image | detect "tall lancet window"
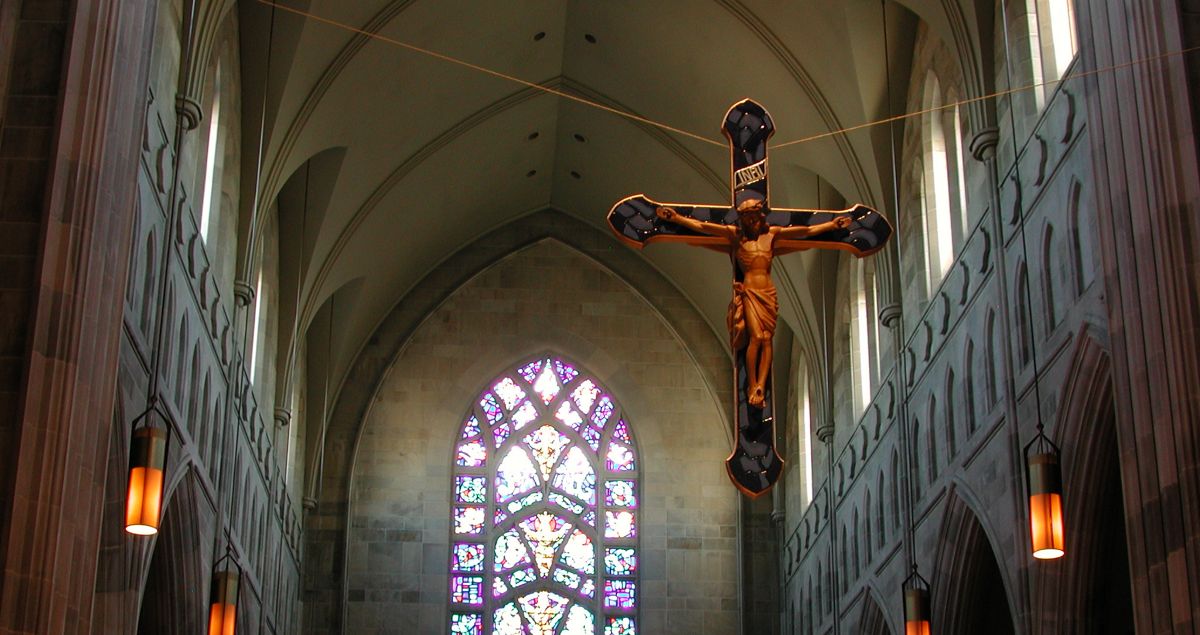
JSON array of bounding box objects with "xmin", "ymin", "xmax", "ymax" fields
[{"xmin": 449, "ymin": 357, "xmax": 639, "ymax": 635}]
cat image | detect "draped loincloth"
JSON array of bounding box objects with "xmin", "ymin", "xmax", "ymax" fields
[{"xmin": 727, "ymin": 284, "xmax": 778, "ymax": 352}]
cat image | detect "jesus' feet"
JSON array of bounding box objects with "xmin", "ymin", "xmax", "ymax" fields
[{"xmin": 748, "ymin": 385, "xmax": 765, "ymax": 408}]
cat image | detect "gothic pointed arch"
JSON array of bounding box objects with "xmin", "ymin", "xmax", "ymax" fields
[
  {"xmin": 135, "ymin": 467, "xmax": 209, "ymax": 635},
  {"xmin": 931, "ymin": 486, "xmax": 1017, "ymax": 634},
  {"xmin": 856, "ymin": 586, "xmax": 895, "ymax": 635},
  {"xmin": 1032, "ymin": 327, "xmax": 1134, "ymax": 631}
]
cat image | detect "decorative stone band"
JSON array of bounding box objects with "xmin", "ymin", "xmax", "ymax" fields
[
  {"xmin": 878, "ymin": 303, "xmax": 903, "ymax": 329},
  {"xmin": 970, "ymin": 127, "xmax": 1000, "ymax": 162},
  {"xmin": 233, "ymin": 280, "xmax": 255, "ymax": 307},
  {"xmin": 175, "ymin": 94, "xmax": 203, "ymax": 131}
]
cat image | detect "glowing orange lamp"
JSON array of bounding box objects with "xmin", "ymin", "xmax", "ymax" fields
[
  {"xmin": 208, "ymin": 553, "xmax": 241, "ymax": 635},
  {"xmin": 125, "ymin": 420, "xmax": 169, "ymax": 536},
  {"xmin": 1026, "ymin": 428, "xmax": 1065, "ymax": 560},
  {"xmin": 903, "ymin": 566, "xmax": 931, "ymax": 635}
]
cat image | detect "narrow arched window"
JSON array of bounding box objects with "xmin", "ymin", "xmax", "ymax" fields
[
  {"xmin": 797, "ymin": 359, "xmax": 816, "ymax": 505},
  {"xmin": 199, "ymin": 62, "xmax": 222, "ymax": 242},
  {"xmin": 1033, "ymin": 0, "xmax": 1078, "ymax": 84},
  {"xmin": 449, "ymin": 357, "xmax": 639, "ymax": 635},
  {"xmin": 249, "ymin": 270, "xmax": 266, "ymax": 383},
  {"xmin": 922, "ymin": 73, "xmax": 956, "ymax": 290}
]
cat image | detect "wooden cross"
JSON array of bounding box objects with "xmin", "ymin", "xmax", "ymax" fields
[{"xmin": 606, "ymin": 99, "xmax": 893, "ymax": 497}]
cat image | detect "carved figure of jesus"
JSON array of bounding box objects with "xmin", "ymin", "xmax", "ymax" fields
[{"xmin": 655, "ymin": 197, "xmax": 852, "ymax": 407}]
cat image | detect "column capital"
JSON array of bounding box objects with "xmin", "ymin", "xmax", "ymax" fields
[
  {"xmin": 878, "ymin": 303, "xmax": 903, "ymax": 328},
  {"xmin": 970, "ymin": 127, "xmax": 1000, "ymax": 162},
  {"xmin": 233, "ymin": 280, "xmax": 255, "ymax": 307},
  {"xmin": 174, "ymin": 94, "xmax": 203, "ymax": 131}
]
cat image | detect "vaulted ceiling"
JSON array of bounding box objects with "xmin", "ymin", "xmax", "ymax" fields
[{"xmin": 236, "ymin": 0, "xmax": 990, "ymax": 385}]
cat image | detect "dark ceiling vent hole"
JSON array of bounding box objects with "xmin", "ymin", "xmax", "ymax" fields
[
  {"xmin": 526, "ymin": 170, "xmax": 537, "ymax": 178},
  {"xmin": 533, "ymin": 31, "xmax": 546, "ymax": 41},
  {"xmin": 570, "ymin": 171, "xmax": 582, "ymax": 179},
  {"xmin": 584, "ymin": 33, "xmax": 597, "ymax": 44},
  {"xmin": 573, "ymin": 133, "xmax": 587, "ymax": 143},
  {"xmin": 527, "ymin": 131, "xmax": 539, "ymax": 140}
]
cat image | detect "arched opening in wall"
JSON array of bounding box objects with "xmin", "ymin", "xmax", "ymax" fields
[
  {"xmin": 934, "ymin": 493, "xmax": 1017, "ymax": 634},
  {"xmin": 1047, "ymin": 342, "xmax": 1134, "ymax": 631},
  {"xmin": 857, "ymin": 591, "xmax": 894, "ymax": 635},
  {"xmin": 135, "ymin": 473, "xmax": 205, "ymax": 635},
  {"xmin": 1078, "ymin": 415, "xmax": 1135, "ymax": 631}
]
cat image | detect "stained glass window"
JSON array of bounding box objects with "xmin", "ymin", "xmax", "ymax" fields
[{"xmin": 450, "ymin": 356, "xmax": 639, "ymax": 633}]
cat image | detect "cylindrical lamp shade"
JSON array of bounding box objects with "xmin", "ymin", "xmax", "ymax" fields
[
  {"xmin": 124, "ymin": 426, "xmax": 168, "ymax": 535},
  {"xmin": 208, "ymin": 570, "xmax": 240, "ymax": 635},
  {"xmin": 904, "ymin": 587, "xmax": 931, "ymax": 635},
  {"xmin": 1028, "ymin": 452, "xmax": 1065, "ymax": 559}
]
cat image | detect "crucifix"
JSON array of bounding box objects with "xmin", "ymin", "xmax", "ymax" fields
[{"xmin": 606, "ymin": 99, "xmax": 893, "ymax": 497}]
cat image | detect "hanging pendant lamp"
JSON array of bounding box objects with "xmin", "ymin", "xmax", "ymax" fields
[
  {"xmin": 125, "ymin": 403, "xmax": 171, "ymax": 536},
  {"xmin": 903, "ymin": 566, "xmax": 932, "ymax": 635},
  {"xmin": 1025, "ymin": 427, "xmax": 1065, "ymax": 559},
  {"xmin": 208, "ymin": 545, "xmax": 242, "ymax": 635}
]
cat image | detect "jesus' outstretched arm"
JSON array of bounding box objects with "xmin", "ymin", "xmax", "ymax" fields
[
  {"xmin": 772, "ymin": 214, "xmax": 852, "ymax": 240},
  {"xmin": 656, "ymin": 206, "xmax": 737, "ymax": 241}
]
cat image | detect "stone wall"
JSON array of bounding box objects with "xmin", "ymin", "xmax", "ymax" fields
[{"xmin": 340, "ymin": 238, "xmax": 740, "ymax": 634}]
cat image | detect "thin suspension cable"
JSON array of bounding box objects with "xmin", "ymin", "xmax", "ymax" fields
[
  {"xmin": 254, "ymin": 0, "xmax": 726, "ymax": 148},
  {"xmin": 254, "ymin": 0, "xmax": 1196, "ymax": 158},
  {"xmin": 772, "ymin": 44, "xmax": 1200, "ymax": 149},
  {"xmin": 998, "ymin": 0, "xmax": 1047, "ymax": 433},
  {"xmin": 820, "ymin": 255, "xmax": 840, "ymax": 635}
]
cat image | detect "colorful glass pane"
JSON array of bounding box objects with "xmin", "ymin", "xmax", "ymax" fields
[
  {"xmin": 605, "ymin": 480, "xmax": 637, "ymax": 508},
  {"xmin": 554, "ymin": 359, "xmax": 579, "ymax": 386},
  {"xmin": 605, "ymin": 548, "xmax": 637, "ymax": 575},
  {"xmin": 582, "ymin": 510, "xmax": 595, "ymax": 527},
  {"xmin": 553, "ymin": 446, "xmax": 596, "ymax": 504},
  {"xmin": 552, "ymin": 567, "xmax": 581, "ymax": 589},
  {"xmin": 493, "ymin": 603, "xmax": 522, "ymax": 635},
  {"xmin": 561, "ymin": 605, "xmax": 594, "ymax": 635},
  {"xmin": 591, "ymin": 397, "xmax": 614, "ymax": 427},
  {"xmin": 508, "ymin": 567, "xmax": 537, "ymax": 589},
  {"xmin": 511, "ymin": 400, "xmax": 538, "ymax": 430},
  {"xmin": 492, "ymin": 576, "xmax": 509, "ymax": 597},
  {"xmin": 582, "ymin": 425, "xmax": 601, "ymax": 451},
  {"xmin": 605, "ymin": 511, "xmax": 636, "ymax": 539},
  {"xmin": 533, "ymin": 363, "xmax": 560, "ymax": 404},
  {"xmin": 524, "ymin": 425, "xmax": 571, "ymax": 478},
  {"xmin": 461, "ymin": 416, "xmax": 481, "ymax": 439},
  {"xmin": 559, "ymin": 529, "xmax": 595, "ymax": 574},
  {"xmin": 495, "ymin": 447, "xmax": 538, "ymax": 502},
  {"xmin": 505, "ymin": 491, "xmax": 542, "ymax": 514},
  {"xmin": 456, "ymin": 476, "xmax": 487, "ymax": 503},
  {"xmin": 549, "ymin": 492, "xmax": 585, "ymax": 515},
  {"xmin": 581, "ymin": 578, "xmax": 595, "ymax": 598},
  {"xmin": 493, "ymin": 376, "xmax": 526, "ymax": 411},
  {"xmin": 456, "ymin": 440, "xmax": 487, "ymax": 467},
  {"xmin": 480, "ymin": 393, "xmax": 504, "ymax": 423},
  {"xmin": 450, "ymin": 613, "xmax": 483, "ymax": 635},
  {"xmin": 554, "ymin": 402, "xmax": 584, "ymax": 431},
  {"xmin": 494, "ymin": 507, "xmax": 508, "ymax": 526},
  {"xmin": 454, "ymin": 507, "xmax": 485, "ymax": 535},
  {"xmin": 492, "ymin": 422, "xmax": 511, "ymax": 448},
  {"xmin": 451, "ymin": 575, "xmax": 484, "ymax": 605},
  {"xmin": 494, "ymin": 528, "xmax": 531, "ymax": 572},
  {"xmin": 519, "ymin": 512, "xmax": 570, "ymax": 575},
  {"xmin": 606, "ymin": 442, "xmax": 635, "ymax": 472},
  {"xmin": 613, "ymin": 419, "xmax": 631, "ymax": 443},
  {"xmin": 517, "ymin": 359, "xmax": 544, "ymax": 384},
  {"xmin": 452, "ymin": 543, "xmax": 485, "ymax": 572},
  {"xmin": 603, "ymin": 579, "xmax": 636, "ymax": 610},
  {"xmin": 518, "ymin": 591, "xmax": 569, "ymax": 635},
  {"xmin": 570, "ymin": 380, "xmax": 600, "ymax": 414},
  {"xmin": 605, "ymin": 616, "xmax": 636, "ymax": 635}
]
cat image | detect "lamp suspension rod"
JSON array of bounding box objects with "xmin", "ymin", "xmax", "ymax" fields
[
  {"xmin": 997, "ymin": 0, "xmax": 1047, "ymax": 433},
  {"xmin": 878, "ymin": 0, "xmax": 919, "ymax": 573}
]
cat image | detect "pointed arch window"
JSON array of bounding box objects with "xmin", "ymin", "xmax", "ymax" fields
[
  {"xmin": 199, "ymin": 62, "xmax": 222, "ymax": 242},
  {"xmin": 849, "ymin": 260, "xmax": 880, "ymax": 414},
  {"xmin": 449, "ymin": 357, "xmax": 639, "ymax": 635}
]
